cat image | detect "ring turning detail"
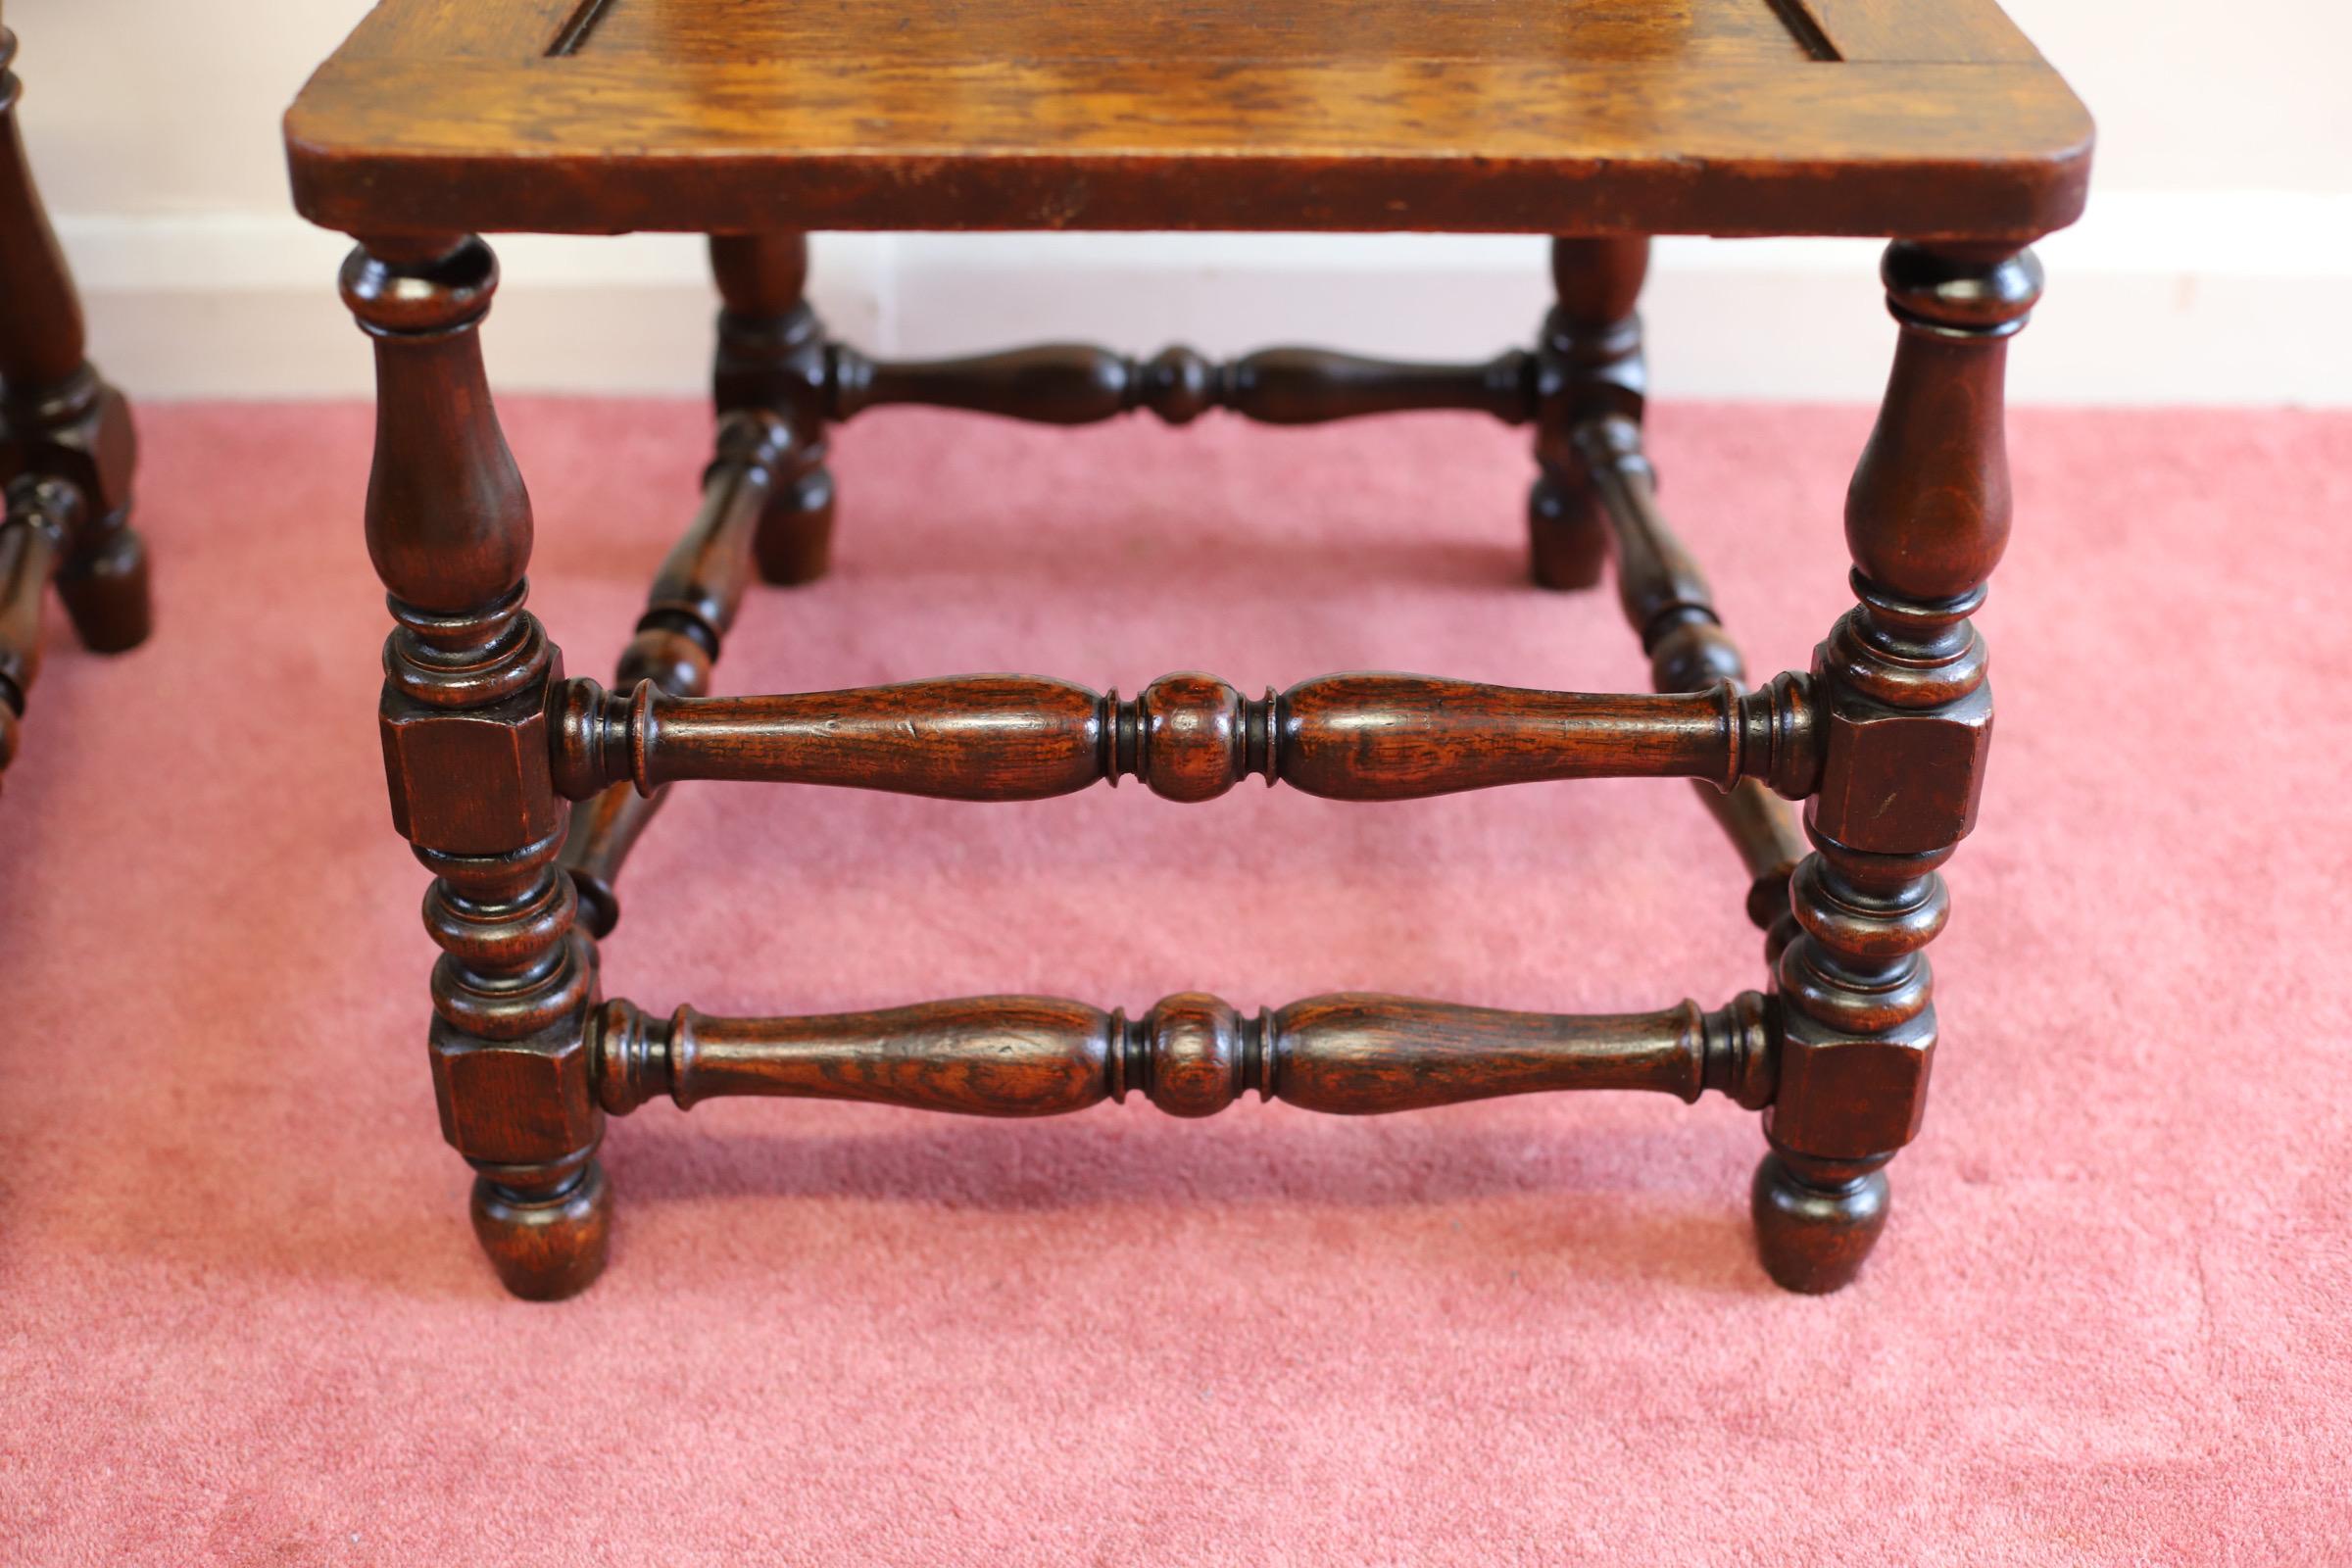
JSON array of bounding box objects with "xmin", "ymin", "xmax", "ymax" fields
[
  {"xmin": 340, "ymin": 227, "xmax": 2040, "ymax": 1301},
  {"xmin": 590, "ymin": 992, "xmax": 1781, "ymax": 1119},
  {"xmin": 547, "ymin": 667, "xmax": 1822, "ymax": 806}
]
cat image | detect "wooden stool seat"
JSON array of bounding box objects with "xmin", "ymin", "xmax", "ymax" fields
[
  {"xmin": 287, "ymin": 0, "xmax": 2090, "ymax": 1301},
  {"xmin": 285, "ymin": 0, "xmax": 2089, "ymax": 238}
]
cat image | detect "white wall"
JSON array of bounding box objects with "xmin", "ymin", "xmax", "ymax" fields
[{"xmin": 10, "ymin": 0, "xmax": 2349, "ymax": 404}]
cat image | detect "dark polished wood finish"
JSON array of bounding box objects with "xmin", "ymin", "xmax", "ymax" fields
[
  {"xmin": 592, "ymin": 992, "xmax": 1778, "ymax": 1117},
  {"xmin": 0, "ymin": 13, "xmax": 149, "ymax": 788},
  {"xmin": 551, "ymin": 669, "xmax": 1821, "ymax": 804},
  {"xmin": 300, "ymin": 0, "xmax": 2083, "ymax": 1298},
  {"xmin": 1572, "ymin": 412, "xmax": 1812, "ymax": 955},
  {"xmin": 1755, "ymin": 242, "xmax": 2037, "ymax": 1293},
  {"xmin": 560, "ymin": 407, "xmax": 792, "ymax": 936},
  {"xmin": 1530, "ymin": 236, "xmax": 1648, "ymax": 592},
  {"xmin": 284, "ymin": 0, "xmax": 2089, "ymax": 238},
  {"xmin": 709, "ymin": 233, "xmax": 834, "ymax": 587},
  {"xmin": 828, "ymin": 344, "xmax": 1537, "ymax": 428},
  {"xmin": 346, "ymin": 236, "xmax": 607, "ymax": 1300}
]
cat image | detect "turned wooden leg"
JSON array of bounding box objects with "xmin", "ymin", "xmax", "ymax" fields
[
  {"xmin": 710, "ymin": 233, "xmax": 834, "ymax": 585},
  {"xmin": 344, "ymin": 235, "xmax": 607, "ymax": 1300},
  {"xmin": 1528, "ymin": 237, "xmax": 1647, "ymax": 591},
  {"xmin": 1756, "ymin": 241, "xmax": 2040, "ymax": 1294},
  {"xmin": 0, "ymin": 20, "xmax": 146, "ymax": 658}
]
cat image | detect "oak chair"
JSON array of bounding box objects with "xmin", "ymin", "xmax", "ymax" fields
[
  {"xmin": 0, "ymin": 4, "xmax": 149, "ymax": 788},
  {"xmin": 284, "ymin": 0, "xmax": 2091, "ymax": 1299}
]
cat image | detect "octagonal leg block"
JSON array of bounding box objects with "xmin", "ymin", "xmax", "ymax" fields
[
  {"xmin": 349, "ymin": 233, "xmax": 612, "ymax": 1300},
  {"xmin": 1752, "ymin": 241, "xmax": 2039, "ymax": 1292}
]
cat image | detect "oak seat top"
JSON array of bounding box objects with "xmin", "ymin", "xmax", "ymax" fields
[{"xmin": 285, "ymin": 0, "xmax": 2091, "ymax": 240}]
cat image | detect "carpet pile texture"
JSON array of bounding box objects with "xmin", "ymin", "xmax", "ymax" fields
[{"xmin": 2, "ymin": 399, "xmax": 2346, "ymax": 1563}]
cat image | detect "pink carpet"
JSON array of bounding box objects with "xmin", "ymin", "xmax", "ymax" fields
[{"xmin": 2, "ymin": 396, "xmax": 2347, "ymax": 1563}]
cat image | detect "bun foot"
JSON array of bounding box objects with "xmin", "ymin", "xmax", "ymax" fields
[
  {"xmin": 1751, "ymin": 1151, "xmax": 1890, "ymax": 1294},
  {"xmin": 753, "ymin": 466, "xmax": 836, "ymax": 586},
  {"xmin": 1527, "ymin": 474, "xmax": 1606, "ymax": 591},
  {"xmin": 471, "ymin": 1160, "xmax": 611, "ymax": 1300},
  {"xmin": 56, "ymin": 522, "xmax": 152, "ymax": 654}
]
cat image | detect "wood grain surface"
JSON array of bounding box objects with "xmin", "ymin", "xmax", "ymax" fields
[
  {"xmin": 285, "ymin": 0, "xmax": 2090, "ymax": 237},
  {"xmin": 589, "ymin": 990, "xmax": 1781, "ymax": 1117}
]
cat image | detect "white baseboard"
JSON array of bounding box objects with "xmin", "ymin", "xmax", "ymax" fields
[{"xmin": 52, "ymin": 192, "xmax": 2352, "ymax": 406}]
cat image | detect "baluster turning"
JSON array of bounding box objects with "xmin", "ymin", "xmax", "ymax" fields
[
  {"xmin": 592, "ymin": 991, "xmax": 1779, "ymax": 1118},
  {"xmin": 549, "ymin": 668, "xmax": 1821, "ymax": 805}
]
